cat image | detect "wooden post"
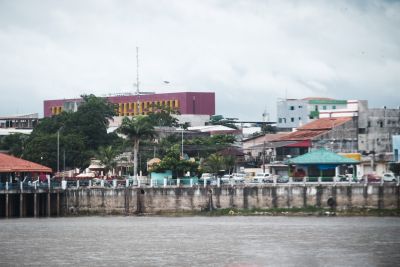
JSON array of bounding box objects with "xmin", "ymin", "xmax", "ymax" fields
[
  {"xmin": 20, "ymin": 193, "xmax": 23, "ymax": 218},
  {"xmin": 47, "ymin": 193, "xmax": 51, "ymax": 217},
  {"xmin": 5, "ymin": 193, "xmax": 9, "ymax": 218},
  {"xmin": 57, "ymin": 192, "xmax": 60, "ymax": 217},
  {"xmin": 34, "ymin": 193, "xmax": 37, "ymax": 218}
]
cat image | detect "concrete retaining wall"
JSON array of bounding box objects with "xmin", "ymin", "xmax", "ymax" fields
[{"xmin": 63, "ymin": 184, "xmax": 400, "ymax": 215}]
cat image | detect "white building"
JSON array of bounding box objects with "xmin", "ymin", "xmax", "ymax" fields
[{"xmin": 276, "ymin": 97, "xmax": 348, "ymax": 129}]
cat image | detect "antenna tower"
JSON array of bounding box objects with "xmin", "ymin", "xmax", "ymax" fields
[{"xmin": 135, "ymin": 47, "xmax": 141, "ymax": 115}]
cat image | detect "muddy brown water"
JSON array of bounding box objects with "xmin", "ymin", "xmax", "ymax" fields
[{"xmin": 1, "ymin": 216, "xmax": 399, "ymax": 266}]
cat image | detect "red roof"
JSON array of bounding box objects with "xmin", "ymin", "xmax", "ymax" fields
[
  {"xmin": 0, "ymin": 153, "xmax": 52, "ymax": 173},
  {"xmin": 273, "ymin": 117, "xmax": 353, "ymax": 142},
  {"xmin": 275, "ymin": 130, "xmax": 327, "ymax": 141},
  {"xmin": 298, "ymin": 117, "xmax": 353, "ymax": 130}
]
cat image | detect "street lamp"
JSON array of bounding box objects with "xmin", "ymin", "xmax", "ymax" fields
[{"xmin": 57, "ymin": 126, "xmax": 64, "ymax": 175}]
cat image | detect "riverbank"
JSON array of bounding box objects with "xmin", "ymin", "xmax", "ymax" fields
[{"xmin": 66, "ymin": 207, "xmax": 400, "ymax": 217}]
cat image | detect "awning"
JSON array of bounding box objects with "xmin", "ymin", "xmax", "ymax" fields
[{"xmin": 0, "ymin": 153, "xmax": 52, "ymax": 173}]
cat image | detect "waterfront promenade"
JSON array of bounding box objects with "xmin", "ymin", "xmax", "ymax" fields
[{"xmin": 1, "ymin": 180, "xmax": 399, "ymax": 218}]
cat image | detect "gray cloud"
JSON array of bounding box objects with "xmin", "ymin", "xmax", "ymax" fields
[{"xmin": 0, "ymin": 0, "xmax": 399, "ymax": 120}]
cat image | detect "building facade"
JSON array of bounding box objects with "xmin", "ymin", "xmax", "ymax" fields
[
  {"xmin": 358, "ymin": 107, "xmax": 400, "ymax": 154},
  {"xmin": 276, "ymin": 97, "xmax": 348, "ymax": 129},
  {"xmin": 393, "ymin": 135, "xmax": 400, "ymax": 162},
  {"xmin": 43, "ymin": 92, "xmax": 215, "ymax": 118}
]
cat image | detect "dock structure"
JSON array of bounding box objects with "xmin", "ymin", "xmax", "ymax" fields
[
  {"xmin": 0, "ymin": 187, "xmax": 64, "ymax": 218},
  {"xmin": 0, "ymin": 152, "xmax": 56, "ymax": 218}
]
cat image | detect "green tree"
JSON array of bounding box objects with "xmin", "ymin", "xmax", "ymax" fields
[
  {"xmin": 24, "ymin": 132, "xmax": 87, "ymax": 171},
  {"xmin": 71, "ymin": 94, "xmax": 116, "ymax": 150},
  {"xmin": 97, "ymin": 145, "xmax": 120, "ymax": 177},
  {"xmin": 184, "ymin": 134, "xmax": 236, "ymax": 158},
  {"xmin": 147, "ymin": 105, "xmax": 180, "ymax": 127},
  {"xmin": 118, "ymin": 116, "xmax": 156, "ymax": 177},
  {"xmin": 0, "ymin": 133, "xmax": 29, "ymax": 157},
  {"xmin": 23, "ymin": 94, "xmax": 120, "ymax": 171},
  {"xmin": 224, "ymin": 155, "xmax": 236, "ymax": 174},
  {"xmin": 203, "ymin": 153, "xmax": 225, "ymax": 175},
  {"xmin": 151, "ymin": 145, "xmax": 198, "ymax": 178}
]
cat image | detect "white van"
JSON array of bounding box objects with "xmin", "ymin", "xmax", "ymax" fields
[{"xmin": 254, "ymin": 173, "xmax": 273, "ymax": 183}]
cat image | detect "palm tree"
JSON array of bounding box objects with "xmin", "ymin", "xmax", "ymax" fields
[
  {"xmin": 97, "ymin": 145, "xmax": 119, "ymax": 177},
  {"xmin": 118, "ymin": 116, "xmax": 156, "ymax": 177},
  {"xmin": 204, "ymin": 153, "xmax": 225, "ymax": 176}
]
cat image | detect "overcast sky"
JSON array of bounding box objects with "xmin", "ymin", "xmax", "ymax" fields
[{"xmin": 0, "ymin": 0, "xmax": 399, "ymax": 121}]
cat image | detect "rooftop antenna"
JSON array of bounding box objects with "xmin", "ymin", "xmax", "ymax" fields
[
  {"xmin": 136, "ymin": 47, "xmax": 140, "ymax": 96},
  {"xmin": 262, "ymin": 105, "xmax": 269, "ymax": 123},
  {"xmin": 133, "ymin": 47, "xmax": 155, "ymax": 116},
  {"xmin": 136, "ymin": 47, "xmax": 141, "ymax": 115}
]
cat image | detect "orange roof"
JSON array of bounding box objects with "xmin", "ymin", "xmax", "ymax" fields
[
  {"xmin": 275, "ymin": 130, "xmax": 328, "ymax": 141},
  {"xmin": 274, "ymin": 117, "xmax": 353, "ymax": 142},
  {"xmin": 298, "ymin": 117, "xmax": 353, "ymax": 130},
  {"xmin": 0, "ymin": 153, "xmax": 52, "ymax": 173}
]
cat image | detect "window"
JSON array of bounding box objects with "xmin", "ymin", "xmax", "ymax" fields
[
  {"xmin": 379, "ymin": 121, "xmax": 384, "ymax": 128},
  {"xmin": 278, "ymin": 118, "xmax": 282, "ymax": 123},
  {"xmin": 290, "ymin": 106, "xmax": 295, "ymax": 110},
  {"xmin": 358, "ymin": 128, "xmax": 366, "ymax": 134},
  {"xmin": 367, "ymin": 121, "xmax": 371, "ymax": 127},
  {"xmin": 298, "ymin": 117, "xmax": 301, "ymax": 121},
  {"xmin": 322, "ymin": 106, "xmax": 327, "ymax": 110},
  {"xmin": 298, "ymin": 105, "xmax": 303, "ymax": 108},
  {"xmin": 332, "ymin": 106, "xmax": 336, "ymax": 109},
  {"xmin": 283, "ymin": 118, "xmax": 287, "ymax": 123},
  {"xmin": 291, "ymin": 117, "xmax": 295, "ymax": 122}
]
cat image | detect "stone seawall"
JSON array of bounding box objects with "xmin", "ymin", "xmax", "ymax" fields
[{"xmin": 64, "ymin": 184, "xmax": 400, "ymax": 215}]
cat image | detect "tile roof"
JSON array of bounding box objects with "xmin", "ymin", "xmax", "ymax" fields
[
  {"xmin": 273, "ymin": 117, "xmax": 353, "ymax": 142},
  {"xmin": 0, "ymin": 153, "xmax": 52, "ymax": 173},
  {"xmin": 275, "ymin": 130, "xmax": 327, "ymax": 141},
  {"xmin": 286, "ymin": 148, "xmax": 359, "ymax": 165},
  {"xmin": 298, "ymin": 117, "xmax": 353, "ymax": 130}
]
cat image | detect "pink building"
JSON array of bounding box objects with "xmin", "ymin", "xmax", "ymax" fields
[{"xmin": 43, "ymin": 92, "xmax": 215, "ymax": 117}]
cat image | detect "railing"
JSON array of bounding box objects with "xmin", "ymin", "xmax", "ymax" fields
[{"xmin": 1, "ymin": 176, "xmax": 399, "ymax": 191}]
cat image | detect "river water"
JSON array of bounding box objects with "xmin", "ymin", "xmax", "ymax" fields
[{"xmin": 0, "ymin": 216, "xmax": 399, "ymax": 266}]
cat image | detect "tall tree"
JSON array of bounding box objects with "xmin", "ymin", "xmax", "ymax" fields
[
  {"xmin": 23, "ymin": 94, "xmax": 119, "ymax": 171},
  {"xmin": 147, "ymin": 105, "xmax": 180, "ymax": 127},
  {"xmin": 118, "ymin": 116, "xmax": 156, "ymax": 177},
  {"xmin": 203, "ymin": 153, "xmax": 225, "ymax": 175},
  {"xmin": 72, "ymin": 94, "xmax": 116, "ymax": 150},
  {"xmin": 0, "ymin": 133, "xmax": 29, "ymax": 157},
  {"xmin": 97, "ymin": 145, "xmax": 120, "ymax": 177},
  {"xmin": 150, "ymin": 145, "xmax": 198, "ymax": 178}
]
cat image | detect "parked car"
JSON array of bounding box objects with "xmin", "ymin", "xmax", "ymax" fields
[
  {"xmin": 198, "ymin": 173, "xmax": 216, "ymax": 185},
  {"xmin": 253, "ymin": 173, "xmax": 273, "ymax": 183},
  {"xmin": 382, "ymin": 173, "xmax": 397, "ymax": 183},
  {"xmin": 277, "ymin": 175, "xmax": 289, "ymax": 183},
  {"xmin": 360, "ymin": 174, "xmax": 381, "ymax": 183},
  {"xmin": 248, "ymin": 177, "xmax": 267, "ymax": 185},
  {"xmin": 232, "ymin": 173, "xmax": 246, "ymax": 184},
  {"xmin": 221, "ymin": 174, "xmax": 232, "ymax": 184}
]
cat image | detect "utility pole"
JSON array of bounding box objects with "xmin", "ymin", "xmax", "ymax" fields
[
  {"xmin": 136, "ymin": 46, "xmax": 141, "ymax": 115},
  {"xmin": 57, "ymin": 130, "xmax": 60, "ymax": 174},
  {"xmin": 262, "ymin": 140, "xmax": 266, "ymax": 173},
  {"xmin": 181, "ymin": 128, "xmax": 184, "ymax": 158}
]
